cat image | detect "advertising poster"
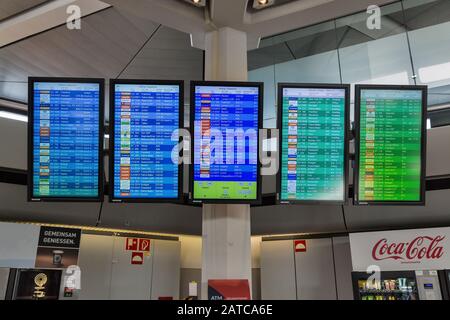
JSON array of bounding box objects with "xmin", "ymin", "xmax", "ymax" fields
[
  {"xmin": 35, "ymin": 226, "xmax": 82, "ymax": 269},
  {"xmin": 15, "ymin": 269, "xmax": 62, "ymax": 300},
  {"xmin": 350, "ymin": 227, "xmax": 450, "ymax": 271}
]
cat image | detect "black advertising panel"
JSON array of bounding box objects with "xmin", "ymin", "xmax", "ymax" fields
[
  {"xmin": 14, "ymin": 269, "xmax": 62, "ymax": 300},
  {"xmin": 190, "ymin": 81, "xmax": 262, "ymax": 204},
  {"xmin": 109, "ymin": 79, "xmax": 183, "ymax": 202},
  {"xmin": 354, "ymin": 85, "xmax": 427, "ymax": 205},
  {"xmin": 35, "ymin": 226, "xmax": 82, "ymax": 269},
  {"xmin": 28, "ymin": 77, "xmax": 104, "ymax": 202},
  {"xmin": 38, "ymin": 226, "xmax": 81, "ymax": 248},
  {"xmin": 277, "ymin": 83, "xmax": 349, "ymax": 204}
]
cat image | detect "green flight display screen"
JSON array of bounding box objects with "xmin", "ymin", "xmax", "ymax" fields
[
  {"xmin": 356, "ymin": 87, "xmax": 426, "ymax": 204},
  {"xmin": 279, "ymin": 85, "xmax": 348, "ymax": 203}
]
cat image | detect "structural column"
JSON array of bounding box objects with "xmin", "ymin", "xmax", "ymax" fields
[{"xmin": 201, "ymin": 27, "xmax": 252, "ymax": 300}]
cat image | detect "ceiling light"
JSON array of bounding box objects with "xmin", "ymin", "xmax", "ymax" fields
[
  {"xmin": 184, "ymin": 0, "xmax": 206, "ymax": 7},
  {"xmin": 0, "ymin": 110, "xmax": 28, "ymax": 122},
  {"xmin": 253, "ymin": 0, "xmax": 275, "ymax": 10}
]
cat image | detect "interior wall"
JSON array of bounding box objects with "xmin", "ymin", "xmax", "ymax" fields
[
  {"xmin": 77, "ymin": 234, "xmax": 114, "ymax": 300},
  {"xmin": 332, "ymin": 236, "xmax": 354, "ymax": 300},
  {"xmin": 260, "ymin": 240, "xmax": 297, "ymax": 300},
  {"xmin": 151, "ymin": 239, "xmax": 181, "ymax": 300},
  {"xmin": 295, "ymin": 238, "xmax": 337, "ymax": 300},
  {"xmin": 0, "ymin": 222, "xmax": 40, "ymax": 268},
  {"xmin": 260, "ymin": 236, "xmax": 354, "ymax": 300},
  {"xmin": 179, "ymin": 235, "xmax": 202, "ymax": 299},
  {"xmin": 75, "ymin": 233, "xmax": 180, "ymax": 300}
]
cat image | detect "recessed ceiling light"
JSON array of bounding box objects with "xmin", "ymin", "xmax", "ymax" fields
[
  {"xmin": 253, "ymin": 0, "xmax": 275, "ymax": 9},
  {"xmin": 184, "ymin": 0, "xmax": 206, "ymax": 7}
]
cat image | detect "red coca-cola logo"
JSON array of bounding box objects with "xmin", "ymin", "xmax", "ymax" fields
[{"xmin": 372, "ymin": 236, "xmax": 445, "ymax": 261}]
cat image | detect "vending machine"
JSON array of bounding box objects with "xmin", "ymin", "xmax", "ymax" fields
[
  {"xmin": 352, "ymin": 270, "xmax": 443, "ymax": 300},
  {"xmin": 438, "ymin": 270, "xmax": 450, "ymax": 300}
]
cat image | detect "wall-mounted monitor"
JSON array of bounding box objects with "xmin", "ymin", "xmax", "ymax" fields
[
  {"xmin": 109, "ymin": 79, "xmax": 183, "ymax": 202},
  {"xmin": 190, "ymin": 81, "xmax": 262, "ymax": 204},
  {"xmin": 277, "ymin": 83, "xmax": 349, "ymax": 204},
  {"xmin": 28, "ymin": 77, "xmax": 104, "ymax": 201},
  {"xmin": 354, "ymin": 85, "xmax": 427, "ymax": 205}
]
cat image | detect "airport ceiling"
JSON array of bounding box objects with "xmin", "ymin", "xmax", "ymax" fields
[
  {"xmin": 0, "ymin": 0, "xmax": 395, "ymax": 105},
  {"xmin": 0, "ymin": 0, "xmax": 51, "ymax": 22},
  {"xmin": 0, "ymin": 1, "xmax": 204, "ymax": 104}
]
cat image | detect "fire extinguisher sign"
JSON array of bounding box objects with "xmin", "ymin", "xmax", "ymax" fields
[
  {"xmin": 294, "ymin": 240, "xmax": 307, "ymax": 253},
  {"xmin": 125, "ymin": 237, "xmax": 151, "ymax": 265}
]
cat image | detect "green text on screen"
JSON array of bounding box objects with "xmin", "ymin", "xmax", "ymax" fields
[
  {"xmin": 358, "ymin": 89, "xmax": 423, "ymax": 202},
  {"xmin": 280, "ymin": 87, "xmax": 346, "ymax": 201}
]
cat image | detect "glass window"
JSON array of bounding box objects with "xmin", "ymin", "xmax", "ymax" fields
[
  {"xmin": 336, "ymin": 1, "xmax": 415, "ymax": 110},
  {"xmin": 248, "ymin": 21, "xmax": 341, "ymax": 128},
  {"xmin": 404, "ymin": 0, "xmax": 450, "ymax": 106}
]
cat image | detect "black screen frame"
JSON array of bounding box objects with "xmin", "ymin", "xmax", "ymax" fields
[
  {"xmin": 354, "ymin": 84, "xmax": 427, "ymax": 206},
  {"xmin": 109, "ymin": 79, "xmax": 184, "ymax": 203},
  {"xmin": 27, "ymin": 77, "xmax": 105, "ymax": 202},
  {"xmin": 190, "ymin": 80, "xmax": 263, "ymax": 205},
  {"xmin": 276, "ymin": 83, "xmax": 350, "ymax": 205}
]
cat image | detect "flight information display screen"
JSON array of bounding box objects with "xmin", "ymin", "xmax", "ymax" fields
[
  {"xmin": 191, "ymin": 82, "xmax": 261, "ymax": 202},
  {"xmin": 356, "ymin": 86, "xmax": 426, "ymax": 204},
  {"xmin": 110, "ymin": 81, "xmax": 182, "ymax": 201},
  {"xmin": 29, "ymin": 79, "xmax": 103, "ymax": 200},
  {"xmin": 279, "ymin": 85, "xmax": 348, "ymax": 203}
]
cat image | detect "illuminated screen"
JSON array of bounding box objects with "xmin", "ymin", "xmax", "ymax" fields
[
  {"xmin": 192, "ymin": 84, "xmax": 260, "ymax": 201},
  {"xmin": 279, "ymin": 86, "xmax": 347, "ymax": 202},
  {"xmin": 111, "ymin": 83, "xmax": 181, "ymax": 200},
  {"xmin": 357, "ymin": 88, "xmax": 425, "ymax": 203},
  {"xmin": 31, "ymin": 81, "xmax": 102, "ymax": 199}
]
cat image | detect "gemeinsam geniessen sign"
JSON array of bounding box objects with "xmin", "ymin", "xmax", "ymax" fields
[{"xmin": 350, "ymin": 227, "xmax": 450, "ymax": 271}]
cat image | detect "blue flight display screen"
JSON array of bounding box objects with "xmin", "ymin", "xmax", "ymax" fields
[
  {"xmin": 193, "ymin": 85, "xmax": 259, "ymax": 200},
  {"xmin": 32, "ymin": 82, "xmax": 101, "ymax": 198},
  {"xmin": 112, "ymin": 84, "xmax": 180, "ymax": 199}
]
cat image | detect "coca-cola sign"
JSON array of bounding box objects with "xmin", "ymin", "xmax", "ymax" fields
[
  {"xmin": 350, "ymin": 228, "xmax": 450, "ymax": 271},
  {"xmin": 372, "ymin": 236, "xmax": 445, "ymax": 262}
]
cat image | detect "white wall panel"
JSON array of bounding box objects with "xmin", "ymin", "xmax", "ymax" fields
[
  {"xmin": 260, "ymin": 240, "xmax": 296, "ymax": 300},
  {"xmin": 295, "ymin": 238, "xmax": 337, "ymax": 300},
  {"xmin": 77, "ymin": 234, "xmax": 114, "ymax": 300},
  {"xmin": 0, "ymin": 222, "xmax": 39, "ymax": 268},
  {"xmin": 426, "ymin": 126, "xmax": 450, "ymax": 176},
  {"xmin": 151, "ymin": 240, "xmax": 181, "ymax": 300},
  {"xmin": 332, "ymin": 236, "xmax": 354, "ymax": 300},
  {"xmin": 109, "ymin": 236, "xmax": 153, "ymax": 300}
]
